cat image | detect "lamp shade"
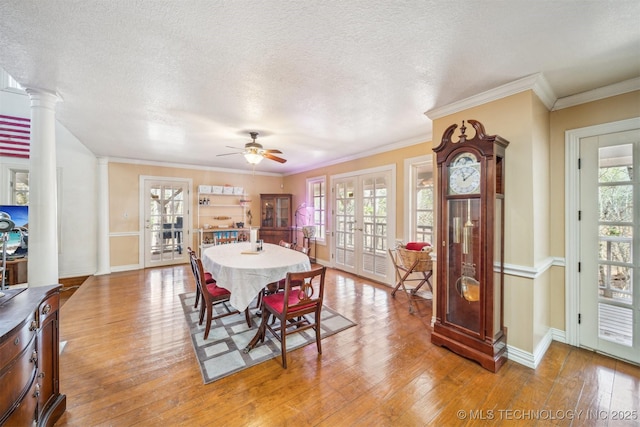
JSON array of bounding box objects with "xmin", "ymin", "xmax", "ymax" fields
[{"xmin": 244, "ymin": 151, "xmax": 263, "ymax": 164}]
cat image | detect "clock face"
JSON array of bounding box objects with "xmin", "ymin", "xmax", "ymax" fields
[{"xmin": 449, "ymin": 153, "xmax": 480, "ymax": 195}]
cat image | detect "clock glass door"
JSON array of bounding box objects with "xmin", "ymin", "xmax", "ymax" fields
[{"xmin": 446, "ymin": 197, "xmax": 482, "ymax": 334}]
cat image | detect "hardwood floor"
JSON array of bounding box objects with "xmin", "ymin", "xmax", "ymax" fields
[{"xmin": 55, "ymin": 265, "xmax": 639, "ymax": 426}]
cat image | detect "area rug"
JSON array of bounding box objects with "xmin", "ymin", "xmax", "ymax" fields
[{"xmin": 179, "ymin": 292, "xmax": 356, "ymax": 384}]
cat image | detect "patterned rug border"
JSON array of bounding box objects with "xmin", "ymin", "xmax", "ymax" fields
[{"xmin": 179, "ymin": 292, "xmax": 356, "ymax": 384}]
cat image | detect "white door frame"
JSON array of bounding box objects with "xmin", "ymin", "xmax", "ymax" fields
[
  {"xmin": 138, "ymin": 175, "xmax": 192, "ymax": 268},
  {"xmin": 329, "ymin": 164, "xmax": 396, "ymax": 285},
  {"xmin": 565, "ymin": 117, "xmax": 640, "ymax": 346}
]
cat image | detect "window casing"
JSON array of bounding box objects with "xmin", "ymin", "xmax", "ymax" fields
[
  {"xmin": 11, "ymin": 169, "xmax": 29, "ymax": 205},
  {"xmin": 306, "ymin": 176, "xmax": 326, "ymax": 244},
  {"xmin": 404, "ymin": 155, "xmax": 434, "ymax": 245}
]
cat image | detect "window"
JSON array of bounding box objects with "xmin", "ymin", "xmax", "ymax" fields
[
  {"xmin": 306, "ymin": 176, "xmax": 326, "ymax": 244},
  {"xmin": 404, "ymin": 155, "xmax": 434, "ymax": 245},
  {"xmin": 11, "ymin": 169, "xmax": 29, "ymax": 205}
]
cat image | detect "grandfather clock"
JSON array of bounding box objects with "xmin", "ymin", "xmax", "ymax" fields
[{"xmin": 431, "ymin": 120, "xmax": 509, "ymax": 372}]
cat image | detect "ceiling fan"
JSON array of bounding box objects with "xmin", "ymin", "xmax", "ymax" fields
[{"xmin": 217, "ymin": 132, "xmax": 287, "ymax": 164}]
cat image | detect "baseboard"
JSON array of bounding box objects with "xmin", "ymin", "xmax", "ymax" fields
[{"xmin": 507, "ymin": 327, "xmax": 566, "ymax": 369}]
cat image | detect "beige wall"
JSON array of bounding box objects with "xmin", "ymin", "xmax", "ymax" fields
[
  {"xmin": 546, "ymin": 90, "xmax": 640, "ymax": 331},
  {"xmin": 108, "ymin": 161, "xmax": 285, "ymax": 268},
  {"xmin": 432, "ymin": 91, "xmax": 549, "ymax": 353},
  {"xmin": 283, "ymin": 143, "xmax": 431, "ymax": 263}
]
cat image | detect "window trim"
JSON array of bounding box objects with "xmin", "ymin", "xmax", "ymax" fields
[
  {"xmin": 306, "ymin": 175, "xmax": 326, "ymax": 245},
  {"xmin": 403, "ymin": 154, "xmax": 434, "ymax": 245}
]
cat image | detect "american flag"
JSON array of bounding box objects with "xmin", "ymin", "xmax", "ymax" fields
[{"xmin": 0, "ymin": 114, "xmax": 30, "ymax": 159}]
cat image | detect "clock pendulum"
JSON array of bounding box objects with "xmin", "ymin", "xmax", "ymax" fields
[{"xmin": 457, "ymin": 199, "xmax": 480, "ymax": 302}]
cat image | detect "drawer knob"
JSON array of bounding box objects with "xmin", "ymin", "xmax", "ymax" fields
[
  {"xmin": 42, "ymin": 304, "xmax": 51, "ymax": 314},
  {"xmin": 29, "ymin": 320, "xmax": 38, "ymax": 331}
]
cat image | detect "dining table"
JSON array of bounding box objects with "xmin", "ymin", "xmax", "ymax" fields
[{"xmin": 201, "ymin": 241, "xmax": 312, "ymax": 311}]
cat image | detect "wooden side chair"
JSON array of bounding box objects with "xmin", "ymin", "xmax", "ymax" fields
[
  {"xmin": 255, "ymin": 240, "xmax": 297, "ymax": 309},
  {"xmin": 278, "ymin": 240, "xmax": 293, "ymax": 248},
  {"xmin": 187, "ymin": 247, "xmax": 215, "ymax": 310},
  {"xmin": 253, "ymin": 265, "xmax": 327, "ymax": 368},
  {"xmin": 190, "ymin": 251, "xmax": 251, "ymax": 339}
]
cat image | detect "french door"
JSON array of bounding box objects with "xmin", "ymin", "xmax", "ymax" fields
[
  {"xmin": 579, "ymin": 129, "xmax": 639, "ymax": 364},
  {"xmin": 142, "ymin": 177, "xmax": 190, "ymax": 268},
  {"xmin": 332, "ymin": 168, "xmax": 395, "ymax": 284}
]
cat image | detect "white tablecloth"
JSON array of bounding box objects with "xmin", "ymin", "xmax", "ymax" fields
[{"xmin": 202, "ymin": 242, "xmax": 312, "ymax": 311}]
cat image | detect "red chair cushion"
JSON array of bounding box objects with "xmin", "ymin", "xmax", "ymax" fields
[
  {"xmin": 263, "ymin": 290, "xmax": 316, "ymax": 314},
  {"xmin": 405, "ymin": 242, "xmax": 430, "ymax": 251},
  {"xmin": 204, "ymin": 272, "xmax": 216, "ymax": 284},
  {"xmin": 206, "ymin": 282, "xmax": 231, "ymax": 297}
]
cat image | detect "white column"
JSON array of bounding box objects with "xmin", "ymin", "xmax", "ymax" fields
[
  {"xmin": 26, "ymin": 89, "xmax": 60, "ymax": 287},
  {"xmin": 96, "ymin": 157, "xmax": 111, "ymax": 274}
]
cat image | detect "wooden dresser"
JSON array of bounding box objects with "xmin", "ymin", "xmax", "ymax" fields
[{"xmin": 0, "ymin": 285, "xmax": 66, "ymax": 426}]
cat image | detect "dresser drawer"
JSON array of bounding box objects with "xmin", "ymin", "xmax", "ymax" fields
[
  {"xmin": 2, "ymin": 375, "xmax": 38, "ymax": 426},
  {"xmin": 0, "ymin": 335, "xmax": 37, "ymax": 419},
  {"xmin": 0, "ymin": 316, "xmax": 36, "ymax": 368},
  {"xmin": 38, "ymin": 293, "xmax": 59, "ymax": 326}
]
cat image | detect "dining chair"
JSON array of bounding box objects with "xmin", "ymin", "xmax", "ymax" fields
[
  {"xmin": 278, "ymin": 240, "xmax": 293, "ymax": 249},
  {"xmin": 256, "ymin": 265, "xmax": 326, "ymax": 368},
  {"xmin": 293, "ymin": 245, "xmax": 310, "ymax": 255},
  {"xmin": 187, "ymin": 247, "xmax": 216, "ymax": 310},
  {"xmin": 254, "ymin": 240, "xmax": 295, "ymax": 309},
  {"xmin": 190, "ymin": 251, "xmax": 251, "ymax": 339}
]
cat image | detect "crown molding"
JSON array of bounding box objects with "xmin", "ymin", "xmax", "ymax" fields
[
  {"xmin": 552, "ymin": 77, "xmax": 640, "ymax": 111},
  {"xmin": 107, "ymin": 156, "xmax": 283, "ymax": 177},
  {"xmin": 425, "ymin": 73, "xmax": 557, "ymax": 120},
  {"xmin": 283, "ymin": 133, "xmax": 431, "ymax": 176}
]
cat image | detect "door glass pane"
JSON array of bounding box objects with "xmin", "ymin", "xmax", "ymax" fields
[
  {"xmin": 597, "ymin": 143, "xmax": 634, "ymax": 344},
  {"xmin": 149, "ymin": 183, "xmax": 184, "ymax": 262},
  {"xmin": 335, "ymin": 181, "xmax": 356, "ymax": 268}
]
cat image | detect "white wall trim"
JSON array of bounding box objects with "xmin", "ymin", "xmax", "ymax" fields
[
  {"xmin": 502, "ymin": 256, "xmax": 563, "ymax": 279},
  {"xmin": 565, "ymin": 117, "xmax": 640, "ymax": 347},
  {"xmin": 285, "ymin": 134, "xmax": 430, "ymax": 176},
  {"xmin": 425, "ymin": 73, "xmax": 556, "ymax": 119},
  {"xmin": 110, "ymin": 264, "xmax": 140, "ymax": 273},
  {"xmin": 109, "ymin": 156, "xmax": 283, "ymax": 177},
  {"xmin": 553, "ymin": 77, "xmax": 640, "ymax": 111},
  {"xmin": 507, "ymin": 328, "xmax": 554, "ymax": 369},
  {"xmin": 402, "ymin": 154, "xmax": 433, "ymax": 243},
  {"xmin": 110, "ymin": 231, "xmax": 141, "ymax": 237}
]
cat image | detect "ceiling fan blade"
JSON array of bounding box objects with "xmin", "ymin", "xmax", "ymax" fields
[
  {"xmin": 263, "ymin": 153, "xmax": 287, "ymax": 163},
  {"xmin": 216, "ymin": 152, "xmax": 240, "ymax": 157},
  {"xmin": 263, "ymin": 149, "xmax": 282, "ymax": 154}
]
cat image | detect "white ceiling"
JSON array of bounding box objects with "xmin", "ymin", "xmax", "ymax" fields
[{"xmin": 1, "ymin": 1, "xmax": 639, "ymax": 174}]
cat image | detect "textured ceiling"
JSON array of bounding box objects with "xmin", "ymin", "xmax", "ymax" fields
[{"xmin": 1, "ymin": 0, "xmax": 639, "ymax": 174}]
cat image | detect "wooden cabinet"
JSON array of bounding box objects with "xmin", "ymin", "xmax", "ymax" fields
[
  {"xmin": 0, "ymin": 285, "xmax": 66, "ymax": 426},
  {"xmin": 259, "ymin": 194, "xmax": 292, "ymax": 244}
]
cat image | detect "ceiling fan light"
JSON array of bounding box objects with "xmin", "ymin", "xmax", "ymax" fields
[{"xmin": 244, "ymin": 151, "xmax": 263, "ymax": 164}]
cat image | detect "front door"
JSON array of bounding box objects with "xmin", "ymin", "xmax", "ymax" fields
[
  {"xmin": 579, "ymin": 129, "xmax": 639, "ymax": 364},
  {"xmin": 143, "ymin": 178, "xmax": 190, "ymax": 268},
  {"xmin": 332, "ymin": 168, "xmax": 395, "ymax": 284}
]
